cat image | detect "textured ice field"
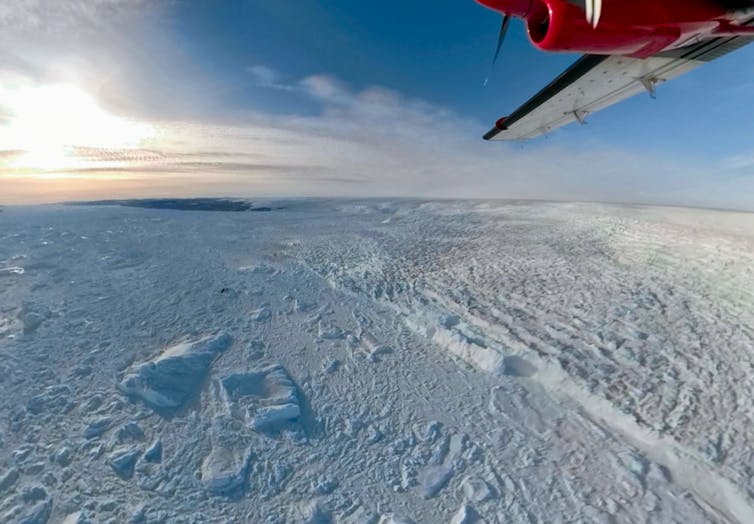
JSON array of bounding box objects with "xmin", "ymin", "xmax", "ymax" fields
[{"xmin": 0, "ymin": 199, "xmax": 753, "ymax": 523}]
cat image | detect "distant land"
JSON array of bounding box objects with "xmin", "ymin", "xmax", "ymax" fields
[{"xmin": 67, "ymin": 198, "xmax": 281, "ymax": 212}]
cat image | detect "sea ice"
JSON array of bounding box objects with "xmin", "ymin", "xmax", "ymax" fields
[{"xmin": 3, "ymin": 200, "xmax": 754, "ymax": 523}]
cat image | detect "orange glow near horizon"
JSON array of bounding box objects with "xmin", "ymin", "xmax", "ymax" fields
[
  {"xmin": 1, "ymin": 83, "xmax": 154, "ymax": 174},
  {"xmin": 0, "ymin": 81, "xmax": 170, "ymax": 203}
]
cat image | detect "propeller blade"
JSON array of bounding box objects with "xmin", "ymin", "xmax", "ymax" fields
[
  {"xmin": 593, "ymin": 0, "xmax": 602, "ymax": 27},
  {"xmin": 586, "ymin": 0, "xmax": 602, "ymax": 28},
  {"xmin": 492, "ymin": 14, "xmax": 512, "ymax": 65}
]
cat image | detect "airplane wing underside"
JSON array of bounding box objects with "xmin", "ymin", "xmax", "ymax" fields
[{"xmin": 484, "ymin": 35, "xmax": 754, "ymax": 140}]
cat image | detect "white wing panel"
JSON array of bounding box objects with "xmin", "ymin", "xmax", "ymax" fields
[{"xmin": 488, "ymin": 54, "xmax": 702, "ymax": 140}]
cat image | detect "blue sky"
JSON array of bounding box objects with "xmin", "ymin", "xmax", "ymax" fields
[
  {"xmin": 167, "ymin": 0, "xmax": 754, "ymax": 157},
  {"xmin": 1, "ymin": 0, "xmax": 754, "ymax": 208}
]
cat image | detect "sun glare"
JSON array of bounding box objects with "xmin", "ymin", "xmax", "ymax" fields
[{"xmin": 0, "ymin": 83, "xmax": 154, "ymax": 172}]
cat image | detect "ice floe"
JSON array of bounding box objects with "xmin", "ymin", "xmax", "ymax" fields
[{"xmin": 118, "ymin": 333, "xmax": 231, "ymax": 411}]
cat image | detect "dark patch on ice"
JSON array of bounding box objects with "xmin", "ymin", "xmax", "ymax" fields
[
  {"xmin": 68, "ymin": 198, "xmax": 284, "ymax": 212},
  {"xmin": 439, "ymin": 315, "xmax": 460, "ymax": 329},
  {"xmin": 18, "ymin": 306, "xmax": 49, "ymax": 334},
  {"xmin": 21, "ymin": 485, "xmax": 47, "ymax": 503},
  {"xmin": 503, "ymin": 356, "xmax": 538, "ymax": 378}
]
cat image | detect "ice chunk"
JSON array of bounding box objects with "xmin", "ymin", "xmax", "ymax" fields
[
  {"xmin": 116, "ymin": 422, "xmax": 145, "ymax": 443},
  {"xmin": 220, "ymin": 364, "xmax": 302, "ymax": 432},
  {"xmin": 361, "ymin": 332, "xmax": 392, "ymax": 362},
  {"xmin": 17, "ymin": 499, "xmax": 52, "ymax": 524},
  {"xmin": 51, "ymin": 447, "xmax": 72, "ymax": 467},
  {"xmin": 0, "ymin": 467, "xmax": 19, "ymax": 493},
  {"xmin": 21, "ymin": 485, "xmax": 47, "ymax": 503},
  {"xmin": 323, "ymin": 359, "xmax": 340, "ymax": 374},
  {"xmin": 61, "ymin": 512, "xmax": 89, "ymax": 524},
  {"xmin": 129, "ymin": 505, "xmax": 147, "ymax": 524},
  {"xmin": 19, "ymin": 311, "xmax": 45, "ymax": 334},
  {"xmin": 431, "ymin": 327, "xmax": 504, "ymax": 375},
  {"xmin": 84, "ymin": 417, "xmax": 113, "ymax": 439},
  {"xmin": 293, "ymin": 501, "xmax": 331, "ymax": 524},
  {"xmin": 417, "ymin": 464, "xmax": 453, "ymax": 499},
  {"xmin": 222, "ymin": 365, "xmax": 297, "ymax": 403},
  {"xmin": 251, "ymin": 307, "xmax": 272, "ymax": 321},
  {"xmin": 450, "ymin": 504, "xmax": 478, "ymax": 524},
  {"xmin": 108, "ymin": 447, "xmax": 141, "ymax": 480},
  {"xmin": 318, "ymin": 323, "xmax": 345, "ymax": 340},
  {"xmin": 378, "ymin": 515, "xmax": 415, "ymax": 524},
  {"xmin": 201, "ymin": 444, "xmax": 251, "ymax": 496},
  {"xmin": 340, "ymin": 506, "xmax": 379, "ymax": 524},
  {"xmin": 238, "ymin": 263, "xmax": 276, "ymax": 275},
  {"xmin": 250, "ymin": 403, "xmax": 301, "ymax": 431},
  {"xmin": 118, "ymin": 333, "xmax": 231, "ymax": 411},
  {"xmin": 460, "ymin": 476, "xmax": 493, "ymax": 503},
  {"xmin": 143, "ymin": 439, "xmax": 162, "ymax": 463}
]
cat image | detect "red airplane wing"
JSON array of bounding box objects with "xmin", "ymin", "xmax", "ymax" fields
[{"xmin": 484, "ymin": 34, "xmax": 754, "ymax": 140}]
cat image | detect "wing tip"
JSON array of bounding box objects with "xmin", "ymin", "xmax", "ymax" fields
[
  {"xmin": 483, "ymin": 116, "xmax": 509, "ymax": 141},
  {"xmin": 483, "ymin": 128, "xmax": 500, "ymax": 140}
]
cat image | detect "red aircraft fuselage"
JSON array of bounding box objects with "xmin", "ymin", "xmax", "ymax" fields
[{"xmin": 477, "ymin": 0, "xmax": 754, "ymax": 58}]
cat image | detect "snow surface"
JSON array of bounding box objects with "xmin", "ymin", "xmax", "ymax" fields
[{"xmin": 1, "ymin": 199, "xmax": 753, "ymax": 523}]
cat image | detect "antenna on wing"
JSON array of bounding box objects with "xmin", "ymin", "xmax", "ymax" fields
[
  {"xmin": 493, "ymin": 14, "xmax": 512, "ymax": 64},
  {"xmin": 484, "ymin": 13, "xmax": 512, "ymax": 86}
]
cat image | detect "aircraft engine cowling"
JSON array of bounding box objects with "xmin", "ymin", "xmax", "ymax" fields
[{"xmin": 524, "ymin": 0, "xmax": 725, "ymax": 58}]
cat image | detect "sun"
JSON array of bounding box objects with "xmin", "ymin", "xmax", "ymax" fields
[{"xmin": 0, "ymin": 83, "xmax": 154, "ymax": 172}]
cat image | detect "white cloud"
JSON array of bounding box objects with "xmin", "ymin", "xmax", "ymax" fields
[
  {"xmin": 0, "ymin": 0, "xmax": 153, "ymax": 33},
  {"xmin": 7, "ymin": 64, "xmax": 751, "ymax": 211},
  {"xmin": 0, "ymin": 0, "xmax": 216, "ymax": 122},
  {"xmin": 247, "ymin": 65, "xmax": 279, "ymax": 87}
]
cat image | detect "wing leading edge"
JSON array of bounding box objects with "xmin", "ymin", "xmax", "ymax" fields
[{"xmin": 484, "ymin": 35, "xmax": 754, "ymax": 141}]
